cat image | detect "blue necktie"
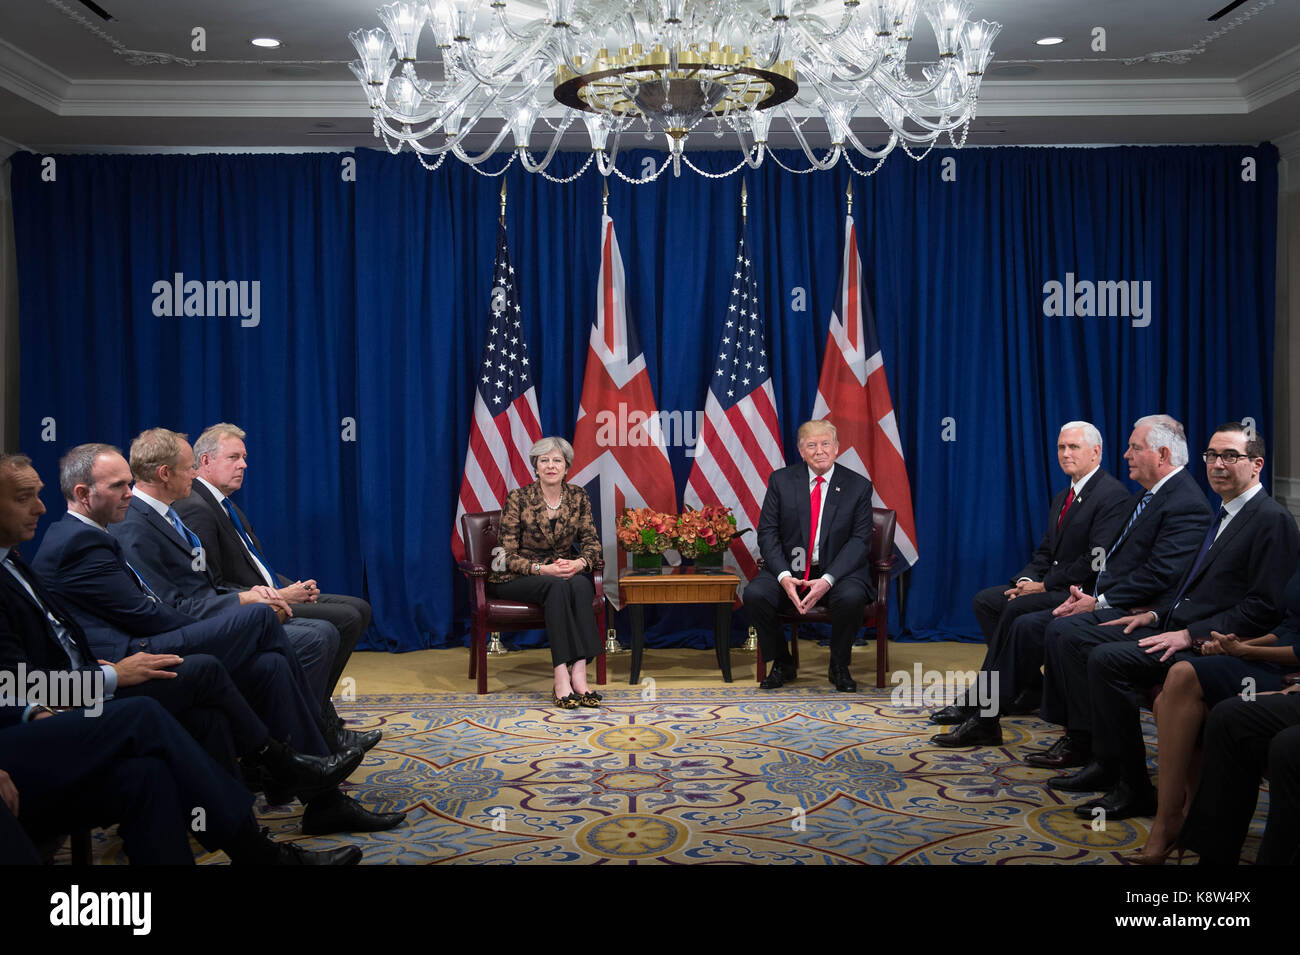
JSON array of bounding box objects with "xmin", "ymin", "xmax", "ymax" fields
[
  {"xmin": 1094, "ymin": 491, "xmax": 1155, "ymax": 598},
  {"xmin": 222, "ymin": 498, "xmax": 277, "ymax": 582},
  {"xmin": 166, "ymin": 507, "xmax": 202, "ymax": 552},
  {"xmin": 1169, "ymin": 506, "xmax": 1229, "ymax": 613}
]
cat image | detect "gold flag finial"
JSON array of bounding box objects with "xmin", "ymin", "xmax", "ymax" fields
[
  {"xmin": 846, "ymin": 177, "xmax": 854, "ymax": 216},
  {"xmin": 741, "ymin": 180, "xmax": 748, "ymax": 219},
  {"xmin": 500, "ymin": 179, "xmax": 507, "ymax": 219},
  {"xmin": 602, "ymin": 179, "xmax": 609, "ymax": 217}
]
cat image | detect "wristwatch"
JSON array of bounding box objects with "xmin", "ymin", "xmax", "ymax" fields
[{"xmin": 531, "ymin": 562, "xmax": 541, "ymax": 575}]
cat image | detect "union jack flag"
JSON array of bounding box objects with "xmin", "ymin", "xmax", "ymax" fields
[
  {"xmin": 683, "ymin": 219, "xmax": 783, "ymax": 584},
  {"xmin": 812, "ymin": 214, "xmax": 918, "ymax": 571},
  {"xmin": 451, "ymin": 218, "xmax": 543, "ymax": 562},
  {"xmin": 570, "ymin": 215, "xmax": 677, "ymax": 608}
]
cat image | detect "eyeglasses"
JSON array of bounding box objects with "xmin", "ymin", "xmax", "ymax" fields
[{"xmin": 1202, "ymin": 450, "xmax": 1253, "ymax": 464}]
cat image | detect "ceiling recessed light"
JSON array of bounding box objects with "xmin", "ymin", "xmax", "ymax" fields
[
  {"xmin": 250, "ymin": 37, "xmax": 282, "ymax": 49},
  {"xmin": 1035, "ymin": 36, "xmax": 1065, "ymax": 46}
]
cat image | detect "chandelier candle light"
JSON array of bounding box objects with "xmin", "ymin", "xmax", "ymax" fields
[{"xmin": 349, "ymin": 0, "xmax": 1000, "ymax": 180}]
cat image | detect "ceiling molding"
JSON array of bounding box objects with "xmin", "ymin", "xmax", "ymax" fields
[
  {"xmin": 3, "ymin": 74, "xmax": 1269, "ymax": 120},
  {"xmin": 0, "ymin": 36, "xmax": 69, "ymax": 113},
  {"xmin": 976, "ymin": 78, "xmax": 1245, "ymax": 116},
  {"xmin": 0, "ymin": 24, "xmax": 1295, "ymax": 128},
  {"xmin": 1239, "ymin": 41, "xmax": 1300, "ymax": 110},
  {"xmin": 56, "ymin": 80, "xmax": 371, "ymax": 117}
]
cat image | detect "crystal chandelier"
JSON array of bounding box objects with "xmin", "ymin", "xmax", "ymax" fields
[{"xmin": 348, "ymin": 0, "xmax": 1001, "ymax": 181}]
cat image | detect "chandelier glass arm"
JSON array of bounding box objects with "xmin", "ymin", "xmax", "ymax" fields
[
  {"xmin": 781, "ymin": 104, "xmax": 842, "ymax": 170},
  {"xmin": 451, "ymin": 123, "xmax": 516, "ymax": 164},
  {"xmin": 517, "ymin": 108, "xmax": 576, "ymax": 172}
]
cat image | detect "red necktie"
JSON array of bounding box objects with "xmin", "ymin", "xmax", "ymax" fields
[
  {"xmin": 1057, "ymin": 487, "xmax": 1075, "ymax": 528},
  {"xmin": 805, "ymin": 475, "xmax": 825, "ymax": 581}
]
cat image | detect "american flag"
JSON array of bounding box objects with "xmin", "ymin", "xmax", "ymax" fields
[
  {"xmin": 811, "ymin": 214, "xmax": 919, "ymax": 571},
  {"xmin": 570, "ymin": 214, "xmax": 677, "ymax": 608},
  {"xmin": 683, "ymin": 222, "xmax": 784, "ymax": 583},
  {"xmin": 450, "ymin": 218, "xmax": 543, "ymax": 562}
]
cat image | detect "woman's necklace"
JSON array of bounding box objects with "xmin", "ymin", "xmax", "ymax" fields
[{"xmin": 543, "ymin": 489, "xmax": 562, "ymax": 510}]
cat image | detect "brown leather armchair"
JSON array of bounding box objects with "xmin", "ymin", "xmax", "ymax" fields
[
  {"xmin": 756, "ymin": 507, "xmax": 897, "ymax": 688},
  {"xmin": 458, "ymin": 510, "xmax": 608, "ymax": 694}
]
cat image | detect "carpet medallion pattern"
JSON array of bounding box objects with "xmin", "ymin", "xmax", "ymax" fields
[
  {"xmin": 252, "ymin": 685, "xmax": 1259, "ymax": 865},
  {"xmin": 81, "ymin": 685, "xmax": 1267, "ymax": 864}
]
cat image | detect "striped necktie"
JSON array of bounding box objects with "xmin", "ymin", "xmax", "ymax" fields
[{"xmin": 1094, "ymin": 491, "xmax": 1154, "ymax": 597}]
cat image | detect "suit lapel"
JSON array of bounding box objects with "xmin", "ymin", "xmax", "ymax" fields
[
  {"xmin": 1, "ymin": 553, "xmax": 84, "ymax": 666},
  {"xmin": 1184, "ymin": 493, "xmax": 1259, "ymax": 590},
  {"xmin": 796, "ymin": 469, "xmax": 811, "ymax": 560},
  {"xmin": 208, "ymin": 486, "xmax": 264, "ymax": 580},
  {"xmin": 232, "ymin": 500, "xmax": 264, "ymax": 554},
  {"xmin": 817, "ymin": 476, "xmax": 842, "ymax": 555},
  {"xmin": 137, "ymin": 498, "xmax": 193, "ymax": 558}
]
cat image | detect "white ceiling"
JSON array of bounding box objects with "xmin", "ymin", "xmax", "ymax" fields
[{"xmin": 1, "ymin": 0, "xmax": 1298, "ymax": 158}]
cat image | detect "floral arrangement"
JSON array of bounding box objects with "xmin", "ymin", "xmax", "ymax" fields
[
  {"xmin": 672, "ymin": 505, "xmax": 740, "ymax": 558},
  {"xmin": 616, "ymin": 507, "xmax": 676, "ymax": 556}
]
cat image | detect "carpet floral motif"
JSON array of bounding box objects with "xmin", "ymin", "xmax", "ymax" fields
[{"xmin": 82, "ymin": 685, "xmax": 1271, "ymax": 864}]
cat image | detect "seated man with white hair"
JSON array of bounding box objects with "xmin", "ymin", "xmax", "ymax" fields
[{"xmin": 932, "ymin": 421, "xmax": 1129, "ymax": 724}]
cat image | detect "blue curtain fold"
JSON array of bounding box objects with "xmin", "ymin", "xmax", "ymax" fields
[{"xmin": 9, "ymin": 143, "xmax": 1278, "ymax": 651}]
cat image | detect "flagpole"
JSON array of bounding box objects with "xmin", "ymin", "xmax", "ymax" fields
[
  {"xmin": 740, "ymin": 179, "xmax": 759, "ymax": 654},
  {"xmin": 487, "ymin": 176, "xmax": 511, "ymax": 659},
  {"xmin": 596, "ymin": 176, "xmax": 626, "ymax": 651}
]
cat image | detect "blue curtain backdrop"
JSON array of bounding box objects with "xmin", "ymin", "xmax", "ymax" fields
[{"xmin": 8, "ymin": 144, "xmax": 1278, "ymax": 653}]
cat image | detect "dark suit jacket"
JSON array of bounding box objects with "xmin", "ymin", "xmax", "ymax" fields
[
  {"xmin": 32, "ymin": 513, "xmax": 196, "ymax": 658},
  {"xmin": 109, "ymin": 497, "xmax": 241, "ymax": 620},
  {"xmin": 0, "ymin": 551, "xmax": 103, "ymax": 684},
  {"xmin": 1157, "ymin": 489, "xmax": 1300, "ymax": 639},
  {"xmin": 757, "ymin": 462, "xmax": 874, "ymax": 592},
  {"xmin": 1016, "ymin": 469, "xmax": 1132, "ymax": 591},
  {"xmin": 174, "ymin": 480, "xmax": 282, "ymax": 590},
  {"xmin": 1093, "ymin": 467, "xmax": 1214, "ymax": 612}
]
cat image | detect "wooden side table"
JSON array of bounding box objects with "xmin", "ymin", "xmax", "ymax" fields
[{"xmin": 618, "ymin": 568, "xmax": 742, "ymax": 684}]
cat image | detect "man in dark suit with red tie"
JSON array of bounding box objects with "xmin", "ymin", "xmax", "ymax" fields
[
  {"xmin": 744, "ymin": 420, "xmax": 875, "ymax": 692},
  {"xmin": 931, "ymin": 422, "xmax": 1130, "ymax": 725}
]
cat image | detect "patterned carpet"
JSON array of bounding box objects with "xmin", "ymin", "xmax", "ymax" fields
[
  {"xmin": 243, "ymin": 684, "xmax": 1266, "ymax": 865},
  {"xmin": 79, "ymin": 684, "xmax": 1269, "ymax": 864}
]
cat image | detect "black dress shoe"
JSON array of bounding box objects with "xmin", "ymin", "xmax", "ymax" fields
[
  {"xmin": 270, "ymin": 843, "xmax": 364, "ymax": 865},
  {"xmin": 931, "ymin": 704, "xmax": 974, "ymax": 725},
  {"xmin": 828, "ymin": 664, "xmax": 858, "ymax": 693},
  {"xmin": 256, "ymin": 739, "xmax": 364, "ymax": 803},
  {"xmin": 930, "ymin": 716, "xmax": 1002, "ymax": 748},
  {"xmin": 759, "ymin": 660, "xmax": 796, "ymax": 689},
  {"xmin": 328, "ymin": 726, "xmax": 382, "ymax": 754},
  {"xmin": 1072, "ymin": 780, "xmax": 1158, "ymax": 820},
  {"xmin": 231, "ymin": 826, "xmax": 363, "ymax": 865},
  {"xmin": 301, "ymin": 792, "xmax": 406, "ymax": 835},
  {"xmin": 1046, "ymin": 760, "xmax": 1116, "ymax": 792},
  {"xmin": 1024, "ymin": 734, "xmax": 1091, "ymax": 770}
]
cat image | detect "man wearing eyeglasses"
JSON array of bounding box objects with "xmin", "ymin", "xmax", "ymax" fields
[{"xmin": 1045, "ymin": 422, "xmax": 1299, "ymax": 819}]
